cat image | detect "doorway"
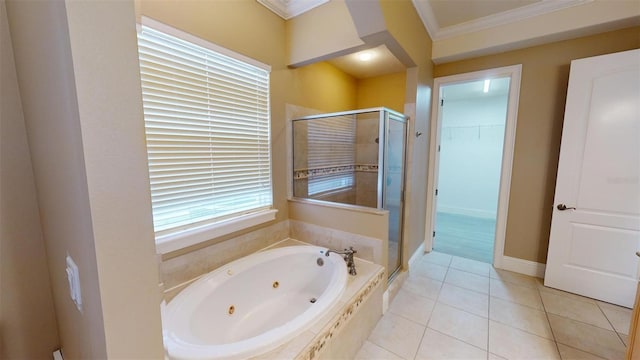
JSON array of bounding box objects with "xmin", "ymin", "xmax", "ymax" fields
[{"xmin": 425, "ymin": 65, "xmax": 522, "ymax": 268}]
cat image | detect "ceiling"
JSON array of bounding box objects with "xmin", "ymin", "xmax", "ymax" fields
[
  {"xmin": 326, "ymin": 45, "xmax": 406, "ymax": 80},
  {"xmin": 257, "ymin": 0, "xmax": 638, "ymax": 79},
  {"xmin": 427, "ymin": 0, "xmax": 540, "ymax": 28}
]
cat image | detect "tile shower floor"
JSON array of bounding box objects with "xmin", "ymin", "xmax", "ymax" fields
[{"xmin": 355, "ymin": 251, "xmax": 631, "ymax": 360}]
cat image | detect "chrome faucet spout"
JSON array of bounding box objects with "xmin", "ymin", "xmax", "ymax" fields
[{"xmin": 325, "ymin": 247, "xmax": 357, "ymax": 276}]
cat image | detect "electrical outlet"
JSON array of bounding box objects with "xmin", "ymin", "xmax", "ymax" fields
[{"xmin": 65, "ymin": 254, "xmax": 82, "ymax": 313}]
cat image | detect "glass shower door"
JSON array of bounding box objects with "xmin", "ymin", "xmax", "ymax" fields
[{"xmin": 383, "ymin": 113, "xmax": 407, "ymax": 278}]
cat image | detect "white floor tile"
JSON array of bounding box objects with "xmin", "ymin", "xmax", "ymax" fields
[
  {"xmin": 403, "ymin": 273, "xmax": 443, "ymax": 301},
  {"xmin": 540, "ymin": 291, "xmax": 613, "ymax": 330},
  {"xmin": 490, "ymin": 269, "xmax": 540, "ymax": 289},
  {"xmin": 415, "ymin": 328, "xmax": 487, "ymax": 360},
  {"xmin": 422, "ymin": 251, "xmax": 453, "ymax": 267},
  {"xmin": 369, "ymin": 312, "xmax": 425, "ymax": 360},
  {"xmin": 548, "ymin": 313, "xmax": 626, "ymax": 360},
  {"xmin": 412, "ymin": 260, "xmax": 448, "ymax": 282},
  {"xmin": 489, "ymin": 320, "xmax": 560, "ymax": 359},
  {"xmin": 427, "ymin": 302, "xmax": 488, "ymax": 350},
  {"xmin": 438, "ymin": 283, "xmax": 489, "ymax": 318},
  {"xmin": 388, "ymin": 289, "xmax": 436, "ymax": 325},
  {"xmin": 557, "ymin": 343, "xmax": 607, "ymax": 360},
  {"xmin": 489, "ymin": 297, "xmax": 554, "ymax": 339},
  {"xmin": 597, "ymin": 301, "xmax": 632, "ymax": 335},
  {"xmin": 444, "ymin": 268, "xmax": 489, "ymax": 294},
  {"xmin": 450, "ymin": 256, "xmax": 492, "ymax": 277},
  {"xmin": 490, "ymin": 278, "xmax": 544, "ymax": 310},
  {"xmin": 355, "ymin": 340, "xmax": 404, "ymax": 360}
]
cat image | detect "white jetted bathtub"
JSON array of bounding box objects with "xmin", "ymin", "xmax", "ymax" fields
[{"xmin": 162, "ymin": 245, "xmax": 348, "ymax": 360}]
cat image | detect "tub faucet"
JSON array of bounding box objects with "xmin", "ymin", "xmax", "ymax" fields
[{"xmin": 325, "ymin": 247, "xmax": 357, "ymax": 276}]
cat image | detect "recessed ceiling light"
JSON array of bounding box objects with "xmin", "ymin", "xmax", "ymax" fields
[
  {"xmin": 483, "ymin": 79, "xmax": 491, "ymax": 93},
  {"xmin": 358, "ymin": 51, "xmax": 373, "ymax": 61}
]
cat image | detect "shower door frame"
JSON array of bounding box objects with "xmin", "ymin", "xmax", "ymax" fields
[
  {"xmin": 381, "ymin": 110, "xmax": 409, "ymax": 280},
  {"xmin": 290, "ymin": 107, "xmax": 409, "ymax": 279},
  {"xmin": 424, "ymin": 65, "xmax": 522, "ymax": 270}
]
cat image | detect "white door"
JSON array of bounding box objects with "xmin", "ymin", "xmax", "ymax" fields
[{"xmin": 544, "ymin": 49, "xmax": 640, "ymax": 308}]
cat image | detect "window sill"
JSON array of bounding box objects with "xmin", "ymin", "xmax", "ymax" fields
[{"xmin": 156, "ymin": 209, "xmax": 278, "ymax": 254}]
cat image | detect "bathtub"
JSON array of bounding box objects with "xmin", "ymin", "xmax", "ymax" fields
[{"xmin": 162, "ymin": 245, "xmax": 349, "ymax": 360}]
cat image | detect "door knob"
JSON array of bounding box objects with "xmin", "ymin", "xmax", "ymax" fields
[{"xmin": 557, "ymin": 204, "xmax": 576, "ymax": 211}]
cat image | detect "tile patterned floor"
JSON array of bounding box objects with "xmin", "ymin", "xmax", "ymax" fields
[{"xmin": 356, "ymin": 251, "xmax": 631, "ymax": 360}]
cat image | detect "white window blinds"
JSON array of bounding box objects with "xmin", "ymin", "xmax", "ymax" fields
[
  {"xmin": 306, "ymin": 116, "xmax": 355, "ymax": 195},
  {"xmin": 137, "ymin": 23, "xmax": 272, "ymax": 235}
]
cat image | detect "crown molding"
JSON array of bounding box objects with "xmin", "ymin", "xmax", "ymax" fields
[
  {"xmin": 411, "ymin": 0, "xmax": 439, "ymax": 40},
  {"xmin": 413, "ymin": 0, "xmax": 593, "ymax": 41},
  {"xmin": 257, "ymin": 0, "xmax": 330, "ymax": 20}
]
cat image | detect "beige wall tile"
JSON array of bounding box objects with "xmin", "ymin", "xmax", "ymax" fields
[{"xmin": 161, "ymin": 220, "xmax": 289, "ymax": 292}]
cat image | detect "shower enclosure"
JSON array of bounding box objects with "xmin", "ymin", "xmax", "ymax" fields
[{"xmin": 291, "ymin": 108, "xmax": 408, "ymax": 279}]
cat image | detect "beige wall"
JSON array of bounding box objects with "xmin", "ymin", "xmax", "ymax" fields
[
  {"xmin": 6, "ymin": 0, "xmax": 108, "ymax": 356},
  {"xmin": 434, "ymin": 26, "xmax": 640, "ymax": 263},
  {"xmin": 290, "ymin": 62, "xmax": 358, "ymax": 112},
  {"xmin": 379, "ymin": 0, "xmax": 434, "ymax": 265},
  {"xmin": 286, "ymin": 0, "xmax": 364, "ymax": 66},
  {"xmin": 356, "ymin": 72, "xmax": 407, "ymax": 113},
  {"xmin": 0, "ymin": 1, "xmax": 60, "ymax": 357},
  {"xmin": 7, "ymin": 0, "xmax": 165, "ymax": 357},
  {"xmin": 64, "ymin": 1, "xmax": 165, "ymax": 357}
]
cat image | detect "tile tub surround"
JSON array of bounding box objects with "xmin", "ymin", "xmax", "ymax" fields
[
  {"xmin": 290, "ymin": 219, "xmax": 386, "ymax": 276},
  {"xmin": 162, "ymin": 237, "xmax": 385, "ymax": 360},
  {"xmin": 256, "ymin": 255, "xmax": 385, "ymax": 360},
  {"xmin": 160, "ymin": 220, "xmax": 290, "ymax": 300},
  {"xmin": 357, "ymin": 251, "xmax": 631, "ymax": 360}
]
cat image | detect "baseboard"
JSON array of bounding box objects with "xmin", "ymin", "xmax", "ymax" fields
[
  {"xmin": 408, "ymin": 241, "xmax": 425, "ymax": 269},
  {"xmin": 500, "ymin": 255, "xmax": 546, "ymax": 278}
]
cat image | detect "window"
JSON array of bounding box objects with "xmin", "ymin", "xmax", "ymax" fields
[
  {"xmin": 137, "ymin": 18, "xmax": 274, "ymax": 252},
  {"xmin": 306, "ymin": 115, "xmax": 356, "ymax": 196}
]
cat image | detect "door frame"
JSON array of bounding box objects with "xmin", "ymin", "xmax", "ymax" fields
[{"xmin": 424, "ymin": 64, "xmax": 522, "ymax": 269}]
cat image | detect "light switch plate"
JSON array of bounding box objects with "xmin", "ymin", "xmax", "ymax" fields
[{"xmin": 66, "ymin": 254, "xmax": 82, "ymax": 313}]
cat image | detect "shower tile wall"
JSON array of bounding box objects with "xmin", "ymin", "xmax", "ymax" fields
[
  {"xmin": 355, "ymin": 114, "xmax": 379, "ymax": 207},
  {"xmin": 292, "ymin": 115, "xmax": 357, "ymax": 203},
  {"xmin": 293, "ymin": 121, "xmax": 309, "ymax": 198}
]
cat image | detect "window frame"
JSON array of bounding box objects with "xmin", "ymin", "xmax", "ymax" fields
[{"xmin": 137, "ymin": 17, "xmax": 276, "ymax": 254}]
